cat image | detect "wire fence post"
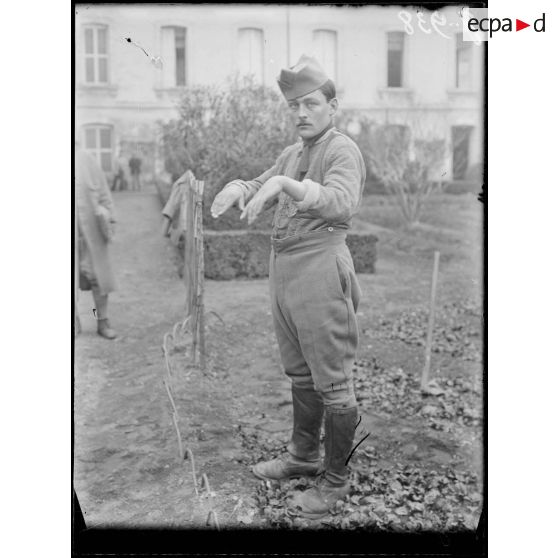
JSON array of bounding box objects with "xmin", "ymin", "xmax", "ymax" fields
[{"xmin": 159, "ymin": 172, "xmax": 221, "ymax": 528}]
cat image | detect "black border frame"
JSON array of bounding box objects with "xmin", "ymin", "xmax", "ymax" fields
[{"xmin": 72, "ymin": 1, "xmax": 488, "ymax": 555}]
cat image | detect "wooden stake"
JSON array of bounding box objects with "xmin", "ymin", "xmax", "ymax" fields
[
  {"xmin": 421, "ymin": 250, "xmax": 440, "ymax": 391},
  {"xmin": 198, "ymin": 181, "xmax": 206, "ymax": 371},
  {"xmin": 191, "ymin": 181, "xmax": 199, "ymax": 366},
  {"xmin": 193, "ymin": 179, "xmax": 205, "ymax": 371},
  {"xmin": 178, "ymin": 174, "xmax": 206, "ymax": 371}
]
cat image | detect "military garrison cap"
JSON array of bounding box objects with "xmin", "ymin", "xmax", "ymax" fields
[{"xmin": 277, "ymin": 55, "xmax": 330, "ymax": 101}]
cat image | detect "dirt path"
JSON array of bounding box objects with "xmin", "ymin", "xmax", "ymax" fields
[
  {"xmin": 74, "ymin": 189, "xmax": 483, "ymax": 530},
  {"xmin": 74, "ymin": 188, "xmax": 249, "ymax": 527}
]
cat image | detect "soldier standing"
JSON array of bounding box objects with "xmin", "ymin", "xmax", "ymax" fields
[{"xmin": 211, "ymin": 55, "xmax": 366, "ymax": 518}]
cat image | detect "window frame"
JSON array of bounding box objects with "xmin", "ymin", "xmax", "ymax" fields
[
  {"xmin": 83, "ymin": 23, "xmax": 109, "ymax": 85},
  {"xmin": 455, "ymin": 32, "xmax": 473, "ymax": 89},
  {"xmin": 386, "ymin": 31, "xmax": 405, "ymax": 88},
  {"xmin": 160, "ymin": 25, "xmax": 188, "ymax": 88},
  {"xmin": 312, "ymin": 28, "xmax": 338, "ymax": 83},
  {"xmin": 237, "ymin": 27, "xmax": 265, "ymax": 84},
  {"xmin": 82, "ymin": 124, "xmax": 114, "ymax": 173}
]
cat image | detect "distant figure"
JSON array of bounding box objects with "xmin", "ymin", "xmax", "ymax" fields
[
  {"xmin": 112, "ymin": 152, "xmax": 128, "ymax": 192},
  {"xmin": 129, "ymin": 155, "xmax": 142, "ymax": 191},
  {"xmin": 75, "ymin": 148, "xmax": 118, "ymax": 340}
]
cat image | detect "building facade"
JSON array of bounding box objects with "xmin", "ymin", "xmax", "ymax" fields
[{"xmin": 75, "ymin": 4, "xmax": 484, "ymax": 184}]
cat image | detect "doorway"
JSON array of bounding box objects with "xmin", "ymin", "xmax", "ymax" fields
[{"xmin": 452, "ymin": 125, "xmax": 473, "ymax": 180}]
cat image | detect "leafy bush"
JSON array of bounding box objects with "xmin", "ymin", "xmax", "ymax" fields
[{"xmin": 158, "ymin": 75, "xmax": 297, "ymax": 231}]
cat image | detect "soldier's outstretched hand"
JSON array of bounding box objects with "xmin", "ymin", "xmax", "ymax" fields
[{"xmin": 211, "ymin": 182, "xmax": 245, "ymax": 219}]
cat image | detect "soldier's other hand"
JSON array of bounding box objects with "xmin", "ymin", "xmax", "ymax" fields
[
  {"xmin": 211, "ymin": 183, "xmax": 244, "ymax": 218},
  {"xmin": 240, "ymin": 177, "xmax": 283, "ymax": 225},
  {"xmin": 240, "ymin": 195, "xmax": 266, "ymax": 225}
]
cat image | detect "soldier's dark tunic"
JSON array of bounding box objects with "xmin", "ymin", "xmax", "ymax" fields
[{"xmin": 227, "ymin": 127, "xmax": 366, "ymax": 406}]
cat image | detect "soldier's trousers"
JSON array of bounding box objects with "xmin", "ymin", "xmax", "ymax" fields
[{"xmin": 269, "ymin": 229, "xmax": 361, "ymax": 409}]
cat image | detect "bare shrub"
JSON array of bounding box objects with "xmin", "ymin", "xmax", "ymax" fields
[{"xmin": 337, "ymin": 113, "xmax": 448, "ymax": 226}]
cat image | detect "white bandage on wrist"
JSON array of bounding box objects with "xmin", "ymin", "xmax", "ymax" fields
[
  {"xmin": 224, "ymin": 180, "xmax": 246, "ymax": 200},
  {"xmin": 224, "ymin": 180, "xmax": 244, "ymax": 192}
]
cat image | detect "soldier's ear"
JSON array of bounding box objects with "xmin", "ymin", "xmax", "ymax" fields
[{"xmin": 329, "ymin": 98, "xmax": 338, "ymax": 116}]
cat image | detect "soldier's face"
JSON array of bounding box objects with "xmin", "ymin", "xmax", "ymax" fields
[{"xmin": 288, "ymin": 90, "xmax": 338, "ymax": 140}]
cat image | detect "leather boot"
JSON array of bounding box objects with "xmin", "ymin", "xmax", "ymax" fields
[
  {"xmin": 288, "ymin": 406, "xmax": 358, "ymax": 518},
  {"xmin": 92, "ymin": 287, "xmax": 116, "ymax": 340},
  {"xmin": 97, "ymin": 318, "xmax": 116, "ymax": 340},
  {"xmin": 252, "ymin": 385, "xmax": 324, "ymax": 481}
]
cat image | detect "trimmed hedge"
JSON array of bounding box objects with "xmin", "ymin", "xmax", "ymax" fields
[
  {"xmin": 443, "ymin": 180, "xmax": 482, "ymax": 195},
  {"xmin": 204, "ymin": 230, "xmax": 272, "ymax": 279},
  {"xmin": 346, "ymin": 232, "xmax": 378, "ymax": 274},
  {"xmin": 203, "ymin": 230, "xmax": 377, "ymax": 280}
]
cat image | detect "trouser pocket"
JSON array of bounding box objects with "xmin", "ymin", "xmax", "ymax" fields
[{"xmin": 325, "ymin": 247, "xmax": 362, "ymax": 314}]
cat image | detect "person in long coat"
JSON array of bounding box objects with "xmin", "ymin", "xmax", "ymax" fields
[{"xmin": 75, "ymin": 147, "xmax": 118, "ymax": 339}]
